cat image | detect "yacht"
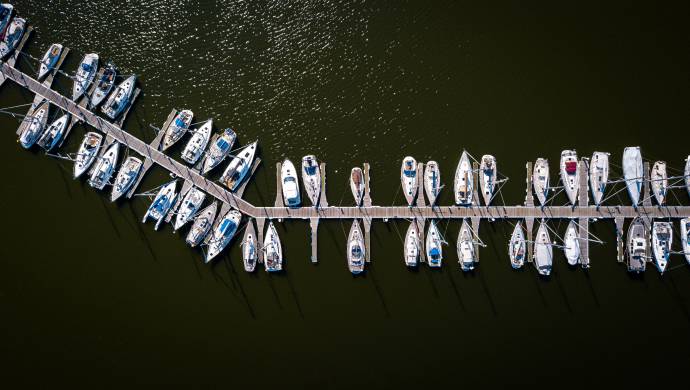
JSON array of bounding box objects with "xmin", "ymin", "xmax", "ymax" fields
[
  {"xmin": 508, "ymin": 222, "xmax": 526, "ymax": 269},
  {"xmin": 263, "ymin": 222, "xmax": 283, "ymax": 272},
  {"xmin": 564, "ymin": 220, "xmax": 580, "ymax": 266},
  {"xmin": 626, "ymin": 217, "xmax": 647, "ymax": 273},
  {"xmin": 457, "ymin": 219, "xmax": 475, "ymax": 271},
  {"xmin": 479, "ymin": 155, "xmax": 496, "ymax": 206},
  {"xmin": 533, "ymin": 158, "xmax": 550, "ymax": 207},
  {"xmin": 0, "ymin": 17, "xmax": 24, "ymax": 59},
  {"xmin": 623, "ymin": 146, "xmax": 643, "ymax": 206},
  {"xmin": 38, "ymin": 43, "xmax": 63, "ymax": 80},
  {"xmin": 89, "ymin": 62, "xmax": 116, "ymax": 109},
  {"xmin": 281, "ymin": 159, "xmax": 301, "ymax": 207},
  {"xmin": 88, "ymin": 142, "xmax": 120, "ymax": 190},
  {"xmin": 102, "ymin": 74, "xmax": 136, "ymax": 119},
  {"xmin": 185, "ymin": 202, "xmax": 217, "ymax": 247},
  {"xmin": 173, "ymin": 187, "xmax": 206, "ymax": 231},
  {"xmin": 18, "ymin": 100, "xmax": 50, "ymax": 149},
  {"xmin": 651, "ymin": 222, "xmax": 672, "ymax": 274},
  {"xmin": 242, "ymin": 221, "xmax": 257, "ymax": 272},
  {"xmin": 141, "ymin": 180, "xmax": 178, "ymax": 230},
  {"xmin": 534, "ymin": 221, "xmax": 553, "ymax": 276},
  {"xmin": 110, "ymin": 156, "xmax": 143, "ymax": 202},
  {"xmin": 426, "ymin": 220, "xmax": 443, "ymax": 268},
  {"xmin": 401, "ymin": 156, "xmax": 418, "ymax": 206},
  {"xmin": 201, "ymin": 128, "xmax": 236, "ymax": 174},
  {"xmin": 560, "ymin": 150, "xmax": 579, "ymax": 206},
  {"xmin": 589, "ymin": 152, "xmax": 609, "ymax": 207},
  {"xmin": 350, "ymin": 167, "xmax": 364, "ymax": 206},
  {"xmin": 403, "ymin": 221, "xmax": 420, "ymax": 267},
  {"xmin": 219, "ymin": 141, "xmax": 258, "ymax": 191},
  {"xmin": 454, "ymin": 151, "xmax": 473, "ymax": 206},
  {"xmin": 347, "ymin": 219, "xmax": 366, "ymax": 274},
  {"xmin": 650, "ymin": 161, "xmax": 667, "ymax": 206},
  {"xmin": 0, "ymin": 4, "xmax": 13, "ymax": 35},
  {"xmin": 73, "ymin": 132, "xmax": 103, "ymax": 178},
  {"xmin": 36, "ymin": 113, "xmax": 70, "ymax": 151},
  {"xmin": 424, "ymin": 161, "xmax": 441, "ymax": 206},
  {"xmin": 681, "ymin": 218, "xmax": 690, "ymax": 265},
  {"xmin": 161, "ymin": 109, "xmax": 193, "ymax": 151},
  {"xmin": 301, "ymin": 155, "xmax": 321, "ymax": 207},
  {"xmin": 205, "ymin": 209, "xmax": 242, "ymax": 263},
  {"xmin": 72, "ymin": 53, "xmax": 99, "ymax": 101},
  {"xmin": 181, "ymin": 119, "xmax": 212, "ymax": 164}
]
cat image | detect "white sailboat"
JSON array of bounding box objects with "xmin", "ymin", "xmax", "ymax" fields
[
  {"xmin": 110, "ymin": 156, "xmax": 143, "ymax": 202},
  {"xmin": 142, "ymin": 180, "xmax": 178, "ymax": 230},
  {"xmin": 186, "ymin": 202, "xmax": 217, "ymax": 247},
  {"xmin": 0, "ymin": 17, "xmax": 25, "ymax": 59},
  {"xmin": 534, "ymin": 221, "xmax": 553, "ymax": 276},
  {"xmin": 681, "ymin": 218, "xmax": 690, "ymax": 265},
  {"xmin": 347, "ymin": 219, "xmax": 366, "ymax": 274},
  {"xmin": 589, "ymin": 151, "xmax": 609, "ymax": 207},
  {"xmin": 685, "ymin": 156, "xmax": 690, "ymax": 198},
  {"xmin": 18, "ymin": 100, "xmax": 50, "ymax": 149},
  {"xmin": 102, "ymin": 74, "xmax": 136, "ymax": 119},
  {"xmin": 38, "ymin": 43, "xmax": 63, "ymax": 80},
  {"xmin": 424, "ymin": 161, "xmax": 441, "ymax": 206},
  {"xmin": 533, "ymin": 158, "xmax": 550, "ymax": 207},
  {"xmin": 0, "ymin": 4, "xmax": 13, "ymax": 36},
  {"xmin": 281, "ymin": 159, "xmax": 301, "ymax": 207},
  {"xmin": 161, "ymin": 109, "xmax": 193, "ymax": 151},
  {"xmin": 426, "ymin": 220, "xmax": 443, "ymax": 268},
  {"xmin": 479, "ymin": 155, "xmax": 497, "ymax": 206},
  {"xmin": 508, "ymin": 222, "xmax": 526, "ymax": 269},
  {"xmin": 457, "ymin": 219, "xmax": 475, "ymax": 271},
  {"xmin": 89, "ymin": 62, "xmax": 116, "ymax": 109},
  {"xmin": 181, "ymin": 119, "xmax": 212, "ymax": 164},
  {"xmin": 173, "ymin": 187, "xmax": 206, "ymax": 232},
  {"xmin": 564, "ymin": 220, "xmax": 580, "ymax": 266},
  {"xmin": 454, "ymin": 151, "xmax": 473, "ymax": 206},
  {"xmin": 560, "ymin": 150, "xmax": 579, "ymax": 206},
  {"xmin": 263, "ymin": 222, "xmax": 283, "ymax": 272},
  {"xmin": 651, "ymin": 222, "xmax": 672, "ymax": 274},
  {"xmin": 206, "ymin": 209, "xmax": 242, "ymax": 263},
  {"xmin": 404, "ymin": 221, "xmax": 420, "ymax": 267},
  {"xmin": 626, "ymin": 217, "xmax": 647, "ymax": 273},
  {"xmin": 623, "ymin": 146, "xmax": 643, "ymax": 206},
  {"xmin": 242, "ymin": 221, "xmax": 258, "ymax": 272},
  {"xmin": 73, "ymin": 132, "xmax": 103, "ymax": 178},
  {"xmin": 350, "ymin": 167, "xmax": 364, "ymax": 206},
  {"xmin": 301, "ymin": 155, "xmax": 321, "ymax": 207},
  {"xmin": 201, "ymin": 128, "xmax": 236, "ymax": 174},
  {"xmin": 88, "ymin": 142, "xmax": 120, "ymax": 190},
  {"xmin": 72, "ymin": 53, "xmax": 99, "ymax": 101},
  {"xmin": 650, "ymin": 161, "xmax": 667, "ymax": 206},
  {"xmin": 401, "ymin": 156, "xmax": 418, "ymax": 206},
  {"xmin": 219, "ymin": 141, "xmax": 258, "ymax": 191},
  {"xmin": 37, "ymin": 114, "xmax": 70, "ymax": 152}
]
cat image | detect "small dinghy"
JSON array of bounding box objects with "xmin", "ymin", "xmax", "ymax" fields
[
  {"xmin": 626, "ymin": 217, "xmax": 647, "ymax": 273},
  {"xmin": 173, "ymin": 187, "xmax": 206, "ymax": 231},
  {"xmin": 651, "ymin": 221, "xmax": 672, "ymax": 274},
  {"xmin": 206, "ymin": 209, "xmax": 242, "ymax": 263},
  {"xmin": 72, "ymin": 53, "xmax": 99, "ymax": 101},
  {"xmin": 650, "ymin": 161, "xmax": 667, "ymax": 206},
  {"xmin": 534, "ymin": 221, "xmax": 553, "ymax": 276},
  {"xmin": 281, "ymin": 159, "xmax": 301, "ymax": 207},
  {"xmin": 479, "ymin": 155, "xmax": 497, "ymax": 206},
  {"xmin": 89, "ymin": 62, "xmax": 116, "ymax": 109},
  {"xmin": 219, "ymin": 141, "xmax": 258, "ymax": 191},
  {"xmin": 424, "ymin": 161, "xmax": 441, "ymax": 206},
  {"xmin": 454, "ymin": 151, "xmax": 473, "ymax": 206},
  {"xmin": 263, "ymin": 222, "xmax": 283, "ymax": 272},
  {"xmin": 426, "ymin": 220, "xmax": 444, "ymax": 268},
  {"xmin": 508, "ymin": 222, "xmax": 526, "ymax": 269},
  {"xmin": 18, "ymin": 100, "xmax": 50, "ymax": 149},
  {"xmin": 181, "ymin": 119, "xmax": 212, "ymax": 164},
  {"xmin": 347, "ymin": 219, "xmax": 366, "ymax": 274},
  {"xmin": 301, "ymin": 155, "xmax": 321, "ymax": 207},
  {"xmin": 589, "ymin": 151, "xmax": 609, "ymax": 207},
  {"xmin": 623, "ymin": 146, "xmax": 643, "ymax": 207},
  {"xmin": 38, "ymin": 43, "xmax": 63, "ymax": 80},
  {"xmin": 457, "ymin": 219, "xmax": 475, "ymax": 271},
  {"xmin": 186, "ymin": 202, "xmax": 217, "ymax": 247},
  {"xmin": 36, "ymin": 113, "xmax": 70, "ymax": 151},
  {"xmin": 241, "ymin": 221, "xmax": 258, "ymax": 272},
  {"xmin": 350, "ymin": 167, "xmax": 365, "ymax": 206},
  {"xmin": 560, "ymin": 150, "xmax": 579, "ymax": 206},
  {"xmin": 404, "ymin": 221, "xmax": 420, "ymax": 267},
  {"xmin": 533, "ymin": 158, "xmax": 550, "ymax": 207},
  {"xmin": 0, "ymin": 17, "xmax": 25, "ymax": 59},
  {"xmin": 142, "ymin": 180, "xmax": 178, "ymax": 230},
  {"xmin": 401, "ymin": 156, "xmax": 418, "ymax": 206},
  {"xmin": 681, "ymin": 218, "xmax": 690, "ymax": 265},
  {"xmin": 88, "ymin": 142, "xmax": 120, "ymax": 190},
  {"xmin": 102, "ymin": 74, "xmax": 136, "ymax": 119},
  {"xmin": 201, "ymin": 128, "xmax": 236, "ymax": 174},
  {"xmin": 0, "ymin": 4, "xmax": 13, "ymax": 35},
  {"xmin": 110, "ymin": 156, "xmax": 143, "ymax": 202},
  {"xmin": 161, "ymin": 109, "xmax": 193, "ymax": 151},
  {"xmin": 73, "ymin": 132, "xmax": 103, "ymax": 178},
  {"xmin": 564, "ymin": 220, "xmax": 580, "ymax": 266}
]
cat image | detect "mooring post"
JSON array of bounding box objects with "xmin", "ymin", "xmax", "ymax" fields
[
  {"xmin": 363, "ymin": 162, "xmax": 372, "ymax": 207},
  {"xmin": 416, "ymin": 162, "xmax": 426, "ymax": 207},
  {"xmin": 256, "ymin": 217, "xmax": 265, "ymax": 264},
  {"xmin": 275, "ymin": 162, "xmax": 284, "ymax": 207},
  {"xmin": 363, "ymin": 217, "xmax": 372, "ymax": 263},
  {"xmin": 615, "ymin": 217, "xmax": 625, "ymax": 263},
  {"xmin": 525, "ymin": 161, "xmax": 534, "ymax": 207},
  {"xmin": 319, "ymin": 162, "xmax": 328, "ymax": 207},
  {"xmin": 310, "ymin": 217, "xmax": 319, "ymax": 263}
]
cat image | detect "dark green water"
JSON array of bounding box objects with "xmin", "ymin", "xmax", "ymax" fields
[{"xmin": 2, "ymin": 0, "xmax": 690, "ymax": 387}]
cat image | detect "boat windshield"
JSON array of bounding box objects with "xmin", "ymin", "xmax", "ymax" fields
[
  {"xmin": 216, "ymin": 138, "xmax": 229, "ymax": 150},
  {"xmin": 81, "ymin": 63, "xmax": 92, "ymax": 72},
  {"xmin": 404, "ymin": 169, "xmax": 415, "ymax": 177},
  {"xmin": 305, "ymin": 166, "xmax": 317, "ymax": 175}
]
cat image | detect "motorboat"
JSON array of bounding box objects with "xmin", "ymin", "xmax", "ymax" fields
[
  {"xmin": 161, "ymin": 109, "xmax": 193, "ymax": 151},
  {"xmin": 36, "ymin": 113, "xmax": 70, "ymax": 151},
  {"xmin": 560, "ymin": 150, "xmax": 579, "ymax": 206},
  {"xmin": 508, "ymin": 222, "xmax": 526, "ymax": 269},
  {"xmin": 454, "ymin": 151, "xmax": 473, "ymax": 206},
  {"xmin": 73, "ymin": 132, "xmax": 103, "ymax": 178},
  {"xmin": 564, "ymin": 220, "xmax": 580, "ymax": 266},
  {"xmin": 242, "ymin": 221, "xmax": 257, "ymax": 272},
  {"xmin": 173, "ymin": 187, "xmax": 206, "ymax": 231},
  {"xmin": 403, "ymin": 221, "xmax": 420, "ymax": 267},
  {"xmin": 185, "ymin": 202, "xmax": 217, "ymax": 247},
  {"xmin": 534, "ymin": 221, "xmax": 553, "ymax": 276},
  {"xmin": 181, "ymin": 119, "xmax": 212, "ymax": 164},
  {"xmin": 102, "ymin": 74, "xmax": 136, "ymax": 119},
  {"xmin": 426, "ymin": 220, "xmax": 443, "ymax": 268},
  {"xmin": 87, "ymin": 142, "xmax": 119, "ymax": 190},
  {"xmin": 0, "ymin": 17, "xmax": 24, "ymax": 59},
  {"xmin": 589, "ymin": 152, "xmax": 609, "ymax": 207},
  {"xmin": 651, "ymin": 221, "xmax": 672, "ymax": 274},
  {"xmin": 72, "ymin": 53, "xmax": 99, "ymax": 101},
  {"xmin": 0, "ymin": 4, "xmax": 13, "ymax": 35},
  {"xmin": 347, "ymin": 219, "xmax": 366, "ymax": 274},
  {"xmin": 650, "ymin": 161, "xmax": 667, "ymax": 206},
  {"xmin": 89, "ymin": 62, "xmax": 116, "ymax": 109},
  {"xmin": 479, "ymin": 155, "xmax": 497, "ymax": 206},
  {"xmin": 424, "ymin": 161, "xmax": 441, "ymax": 206},
  {"xmin": 681, "ymin": 218, "xmax": 690, "ymax": 265},
  {"xmin": 626, "ymin": 217, "xmax": 647, "ymax": 273},
  {"xmin": 38, "ymin": 43, "xmax": 63, "ymax": 80},
  {"xmin": 206, "ymin": 209, "xmax": 242, "ymax": 263},
  {"xmin": 400, "ymin": 156, "xmax": 418, "ymax": 206},
  {"xmin": 350, "ymin": 167, "xmax": 364, "ymax": 206},
  {"xmin": 281, "ymin": 159, "xmax": 301, "ymax": 207},
  {"xmin": 533, "ymin": 158, "xmax": 550, "ymax": 206},
  {"xmin": 263, "ymin": 222, "xmax": 283, "ymax": 272},
  {"xmin": 219, "ymin": 141, "xmax": 258, "ymax": 191},
  {"xmin": 301, "ymin": 155, "xmax": 321, "ymax": 207},
  {"xmin": 623, "ymin": 146, "xmax": 643, "ymax": 207},
  {"xmin": 457, "ymin": 219, "xmax": 475, "ymax": 271},
  {"xmin": 201, "ymin": 128, "xmax": 236, "ymax": 174},
  {"xmin": 110, "ymin": 156, "xmax": 143, "ymax": 202},
  {"xmin": 141, "ymin": 180, "xmax": 178, "ymax": 230},
  {"xmin": 18, "ymin": 100, "xmax": 49, "ymax": 149}
]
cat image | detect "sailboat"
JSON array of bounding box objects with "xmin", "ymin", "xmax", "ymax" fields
[
  {"xmin": 161, "ymin": 109, "xmax": 193, "ymax": 151},
  {"xmin": 241, "ymin": 221, "xmax": 258, "ymax": 272},
  {"xmin": 454, "ymin": 151, "xmax": 473, "ymax": 206},
  {"xmin": 0, "ymin": 17, "xmax": 25, "ymax": 59},
  {"xmin": 589, "ymin": 151, "xmax": 609, "ymax": 207},
  {"xmin": 685, "ymin": 156, "xmax": 690, "ymax": 198},
  {"xmin": 651, "ymin": 222, "xmax": 672, "ymax": 274},
  {"xmin": 301, "ymin": 155, "xmax": 321, "ymax": 207},
  {"xmin": 424, "ymin": 161, "xmax": 441, "ymax": 206},
  {"xmin": 508, "ymin": 222, "xmax": 526, "ymax": 269},
  {"xmin": 560, "ymin": 150, "xmax": 579, "ymax": 206},
  {"xmin": 281, "ymin": 159, "xmax": 301, "ymax": 207},
  {"xmin": 681, "ymin": 218, "xmax": 690, "ymax": 265},
  {"xmin": 201, "ymin": 128, "xmax": 236, "ymax": 174},
  {"xmin": 38, "ymin": 43, "xmax": 63, "ymax": 80},
  {"xmin": 73, "ymin": 132, "xmax": 103, "ymax": 178},
  {"xmin": 401, "ymin": 156, "xmax": 418, "ymax": 206},
  {"xmin": 350, "ymin": 167, "xmax": 364, "ymax": 206},
  {"xmin": 141, "ymin": 180, "xmax": 178, "ymax": 230},
  {"xmin": 623, "ymin": 146, "xmax": 643, "ymax": 206},
  {"xmin": 403, "ymin": 221, "xmax": 420, "ymax": 267},
  {"xmin": 564, "ymin": 220, "xmax": 580, "ymax": 266},
  {"xmin": 533, "ymin": 158, "xmax": 550, "ymax": 207},
  {"xmin": 479, "ymin": 155, "xmax": 497, "ymax": 206},
  {"xmin": 0, "ymin": 4, "xmax": 13, "ymax": 36},
  {"xmin": 205, "ymin": 209, "xmax": 242, "ymax": 263},
  {"xmin": 219, "ymin": 141, "xmax": 258, "ymax": 191},
  {"xmin": 36, "ymin": 114, "xmax": 70, "ymax": 152},
  {"xmin": 72, "ymin": 53, "xmax": 99, "ymax": 101},
  {"xmin": 18, "ymin": 100, "xmax": 50, "ymax": 149},
  {"xmin": 650, "ymin": 161, "xmax": 667, "ymax": 206},
  {"xmin": 626, "ymin": 217, "xmax": 647, "ymax": 273},
  {"xmin": 89, "ymin": 62, "xmax": 117, "ymax": 109},
  {"xmin": 426, "ymin": 220, "xmax": 444, "ymax": 268},
  {"xmin": 457, "ymin": 219, "xmax": 475, "ymax": 271},
  {"xmin": 263, "ymin": 222, "xmax": 283, "ymax": 272},
  {"xmin": 181, "ymin": 119, "xmax": 212, "ymax": 164},
  {"xmin": 173, "ymin": 187, "xmax": 206, "ymax": 231},
  {"xmin": 102, "ymin": 74, "xmax": 136, "ymax": 119},
  {"xmin": 347, "ymin": 219, "xmax": 366, "ymax": 274},
  {"xmin": 185, "ymin": 202, "xmax": 217, "ymax": 247},
  {"xmin": 110, "ymin": 156, "xmax": 143, "ymax": 202},
  {"xmin": 87, "ymin": 142, "xmax": 120, "ymax": 190},
  {"xmin": 534, "ymin": 221, "xmax": 553, "ymax": 276}
]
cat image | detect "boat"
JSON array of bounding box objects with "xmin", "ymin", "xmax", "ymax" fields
[
  {"xmin": 424, "ymin": 161, "xmax": 441, "ymax": 206},
  {"xmin": 219, "ymin": 141, "xmax": 258, "ymax": 191},
  {"xmin": 36, "ymin": 113, "xmax": 70, "ymax": 151},
  {"xmin": 626, "ymin": 217, "xmax": 647, "ymax": 273},
  {"xmin": 457, "ymin": 219, "xmax": 475, "ymax": 271},
  {"xmin": 72, "ymin": 53, "xmax": 99, "ymax": 101},
  {"xmin": 18, "ymin": 100, "xmax": 50, "ymax": 149},
  {"xmin": 560, "ymin": 150, "xmax": 579, "ymax": 205},
  {"xmin": 87, "ymin": 142, "xmax": 119, "ymax": 190},
  {"xmin": 263, "ymin": 222, "xmax": 283, "ymax": 272},
  {"xmin": 161, "ymin": 109, "xmax": 193, "ymax": 151},
  {"xmin": 508, "ymin": 222, "xmax": 526, "ymax": 269},
  {"xmin": 142, "ymin": 180, "xmax": 178, "ymax": 230},
  {"xmin": 589, "ymin": 152, "xmax": 609, "ymax": 206},
  {"xmin": 181, "ymin": 119, "xmax": 212, "ymax": 164},
  {"xmin": 623, "ymin": 146, "xmax": 643, "ymax": 206},
  {"xmin": 185, "ymin": 202, "xmax": 217, "ymax": 247},
  {"xmin": 564, "ymin": 220, "xmax": 580, "ymax": 266},
  {"xmin": 205, "ymin": 209, "xmax": 242, "ymax": 263},
  {"xmin": 426, "ymin": 220, "xmax": 443, "ymax": 268},
  {"xmin": 685, "ymin": 156, "xmax": 690, "ymax": 198},
  {"xmin": 401, "ymin": 156, "xmax": 418, "ymax": 206},
  {"xmin": 350, "ymin": 167, "xmax": 364, "ymax": 206},
  {"xmin": 73, "ymin": 132, "xmax": 103, "ymax": 178},
  {"xmin": 681, "ymin": 218, "xmax": 690, "ymax": 265},
  {"xmin": 301, "ymin": 155, "xmax": 321, "ymax": 207},
  {"xmin": 37, "ymin": 43, "xmax": 63, "ymax": 80},
  {"xmin": 110, "ymin": 156, "xmax": 143, "ymax": 202},
  {"xmin": 533, "ymin": 221, "xmax": 553, "ymax": 276},
  {"xmin": 533, "ymin": 158, "xmax": 550, "ymax": 206},
  {"xmin": 241, "ymin": 221, "xmax": 257, "ymax": 272},
  {"xmin": 347, "ymin": 219, "xmax": 366, "ymax": 274},
  {"xmin": 0, "ymin": 17, "xmax": 24, "ymax": 60},
  {"xmin": 651, "ymin": 221, "xmax": 672, "ymax": 274},
  {"xmin": 281, "ymin": 159, "xmax": 301, "ymax": 207},
  {"xmin": 454, "ymin": 151, "xmax": 473, "ymax": 206},
  {"xmin": 101, "ymin": 74, "xmax": 136, "ymax": 119},
  {"xmin": 479, "ymin": 155, "xmax": 497, "ymax": 206},
  {"xmin": 650, "ymin": 161, "xmax": 667, "ymax": 206},
  {"xmin": 173, "ymin": 187, "xmax": 206, "ymax": 231},
  {"xmin": 201, "ymin": 128, "xmax": 236, "ymax": 174},
  {"xmin": 404, "ymin": 221, "xmax": 420, "ymax": 267},
  {"xmin": 89, "ymin": 62, "xmax": 116, "ymax": 109},
  {"xmin": 0, "ymin": 4, "xmax": 13, "ymax": 36}
]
